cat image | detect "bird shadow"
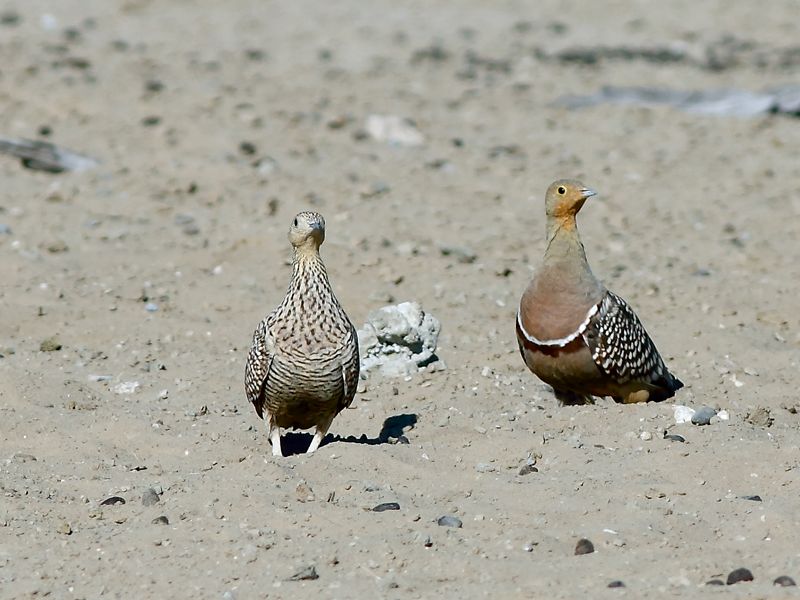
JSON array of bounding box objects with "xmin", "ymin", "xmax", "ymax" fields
[{"xmin": 279, "ymin": 413, "xmax": 418, "ymax": 457}]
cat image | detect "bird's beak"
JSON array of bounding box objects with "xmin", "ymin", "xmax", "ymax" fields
[{"xmin": 580, "ymin": 187, "xmax": 597, "ymax": 199}]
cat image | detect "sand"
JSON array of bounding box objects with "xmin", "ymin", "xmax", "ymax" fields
[{"xmin": 2, "ymin": 1, "xmax": 800, "ymax": 597}]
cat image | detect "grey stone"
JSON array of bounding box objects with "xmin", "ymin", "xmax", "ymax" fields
[{"xmin": 691, "ymin": 406, "xmax": 717, "ymax": 426}]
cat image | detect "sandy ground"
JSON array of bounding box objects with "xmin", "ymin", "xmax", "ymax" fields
[{"xmin": 2, "ymin": 1, "xmax": 800, "ymax": 598}]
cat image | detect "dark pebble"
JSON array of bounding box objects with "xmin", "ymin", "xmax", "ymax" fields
[
  {"xmin": 373, "ymin": 502, "xmax": 400, "ymax": 512},
  {"xmin": 705, "ymin": 579, "xmax": 724, "ymax": 586},
  {"xmin": 727, "ymin": 567, "xmax": 754, "ymax": 585},
  {"xmin": 141, "ymin": 487, "xmax": 160, "ymax": 506},
  {"xmin": 518, "ymin": 464, "xmax": 538, "ymax": 476},
  {"xmin": 607, "ymin": 580, "xmax": 625, "ymax": 588},
  {"xmin": 437, "ymin": 515, "xmax": 462, "ymax": 528},
  {"xmin": 141, "ymin": 115, "xmax": 161, "ymax": 127},
  {"xmin": 239, "ymin": 141, "xmax": 257, "ymax": 156},
  {"xmin": 691, "ymin": 406, "xmax": 716, "ymax": 426},
  {"xmin": 145, "ymin": 79, "xmax": 164, "ymax": 93},
  {"xmin": 38, "ymin": 125, "xmax": 52, "ymax": 137},
  {"xmin": 100, "ymin": 496, "xmax": 126, "ymax": 506},
  {"xmin": 740, "ymin": 495, "xmax": 762, "ymax": 502},
  {"xmin": 152, "ymin": 515, "xmax": 169, "ymax": 525},
  {"xmin": 574, "ymin": 538, "xmax": 594, "ymax": 555},
  {"xmin": 288, "ymin": 565, "xmax": 318, "ymax": 581},
  {"xmin": 774, "ymin": 576, "xmax": 796, "ymax": 587},
  {"xmin": 40, "ymin": 337, "xmax": 62, "ymax": 352},
  {"xmin": 0, "ymin": 11, "xmax": 21, "ymax": 26},
  {"xmin": 664, "ymin": 433, "xmax": 686, "ymax": 443}
]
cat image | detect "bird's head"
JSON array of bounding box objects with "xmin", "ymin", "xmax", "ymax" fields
[
  {"xmin": 288, "ymin": 211, "xmax": 326, "ymax": 249},
  {"xmin": 545, "ymin": 179, "xmax": 596, "ymax": 220}
]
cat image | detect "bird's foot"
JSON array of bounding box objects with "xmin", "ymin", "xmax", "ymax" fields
[
  {"xmin": 554, "ymin": 388, "xmax": 595, "ymax": 405},
  {"xmin": 306, "ymin": 430, "xmax": 324, "ymax": 454}
]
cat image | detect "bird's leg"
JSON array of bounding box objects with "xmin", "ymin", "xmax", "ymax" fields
[
  {"xmin": 269, "ymin": 424, "xmax": 283, "ymax": 457},
  {"xmin": 307, "ymin": 415, "xmax": 335, "ymax": 454},
  {"xmin": 554, "ymin": 388, "xmax": 594, "ymax": 406}
]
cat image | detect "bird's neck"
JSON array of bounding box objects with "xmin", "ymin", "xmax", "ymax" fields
[{"xmin": 542, "ymin": 215, "xmax": 598, "ymax": 289}]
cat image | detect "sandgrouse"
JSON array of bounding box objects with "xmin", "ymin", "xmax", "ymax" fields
[
  {"xmin": 245, "ymin": 211, "xmax": 360, "ymax": 456},
  {"xmin": 516, "ymin": 180, "xmax": 683, "ymax": 405}
]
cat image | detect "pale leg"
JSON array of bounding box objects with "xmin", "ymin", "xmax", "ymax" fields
[
  {"xmin": 269, "ymin": 425, "xmax": 283, "ymax": 457},
  {"xmin": 307, "ymin": 414, "xmax": 335, "ymax": 454}
]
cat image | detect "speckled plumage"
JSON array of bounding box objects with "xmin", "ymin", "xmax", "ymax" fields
[
  {"xmin": 245, "ymin": 211, "xmax": 359, "ymax": 456},
  {"xmin": 516, "ymin": 180, "xmax": 683, "ymax": 404}
]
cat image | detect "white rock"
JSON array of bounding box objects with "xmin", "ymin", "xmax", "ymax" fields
[
  {"xmin": 365, "ymin": 115, "xmax": 425, "ymax": 147},
  {"xmin": 358, "ymin": 302, "xmax": 441, "ymax": 378},
  {"xmin": 113, "ymin": 381, "xmax": 140, "ymax": 394},
  {"xmin": 673, "ymin": 405, "xmax": 695, "ymax": 424}
]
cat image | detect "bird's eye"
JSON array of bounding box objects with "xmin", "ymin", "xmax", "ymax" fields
[
  {"xmin": 557, "ymin": 186, "xmax": 566, "ymax": 195},
  {"xmin": 293, "ymin": 218, "xmax": 298, "ymax": 227}
]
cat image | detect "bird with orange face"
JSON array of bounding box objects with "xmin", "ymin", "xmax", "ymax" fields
[{"xmin": 516, "ymin": 180, "xmax": 683, "ymax": 404}]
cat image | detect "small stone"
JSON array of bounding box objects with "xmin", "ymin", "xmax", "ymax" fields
[
  {"xmin": 239, "ymin": 141, "xmax": 257, "ymax": 156},
  {"xmin": 40, "ymin": 337, "xmax": 62, "ymax": 352},
  {"xmin": 0, "ymin": 224, "xmax": 11, "ymax": 235},
  {"xmin": 295, "ymin": 481, "xmax": 315, "ymax": 503},
  {"xmin": 436, "ymin": 515, "xmax": 462, "ymax": 528},
  {"xmin": 288, "ymin": 565, "xmax": 319, "ymax": 581},
  {"xmin": 607, "ymin": 580, "xmax": 625, "ymax": 588},
  {"xmin": 664, "ymin": 433, "xmax": 686, "ymax": 443},
  {"xmin": 56, "ymin": 521, "xmax": 72, "ymax": 535},
  {"xmin": 574, "ymin": 538, "xmax": 594, "ymax": 555},
  {"xmin": 639, "ymin": 431, "xmax": 652, "ymax": 441},
  {"xmin": 145, "ymin": 302, "xmax": 159, "ymax": 312},
  {"xmin": 100, "ymin": 496, "xmax": 126, "ymax": 506},
  {"xmin": 518, "ymin": 464, "xmax": 538, "ymax": 476},
  {"xmin": 113, "ymin": 381, "xmax": 140, "ymax": 394},
  {"xmin": 373, "ymin": 502, "xmax": 400, "ymax": 512},
  {"xmin": 740, "ymin": 495, "xmax": 762, "ymax": 502},
  {"xmin": 152, "ymin": 515, "xmax": 169, "ymax": 525},
  {"xmin": 439, "ymin": 245, "xmax": 477, "ymax": 264},
  {"xmin": 141, "ymin": 487, "xmax": 160, "ymax": 506},
  {"xmin": 774, "ymin": 576, "xmax": 796, "ymax": 587},
  {"xmin": 673, "ymin": 405, "xmax": 695, "ymax": 424},
  {"xmin": 705, "ymin": 579, "xmax": 724, "ymax": 586},
  {"xmin": 691, "ymin": 406, "xmax": 716, "ymax": 426},
  {"xmin": 475, "ymin": 463, "xmax": 495, "ymax": 473},
  {"xmin": 745, "ymin": 407, "xmax": 773, "ymax": 428},
  {"xmin": 141, "ymin": 115, "xmax": 161, "ymax": 127},
  {"xmin": 726, "ymin": 567, "xmax": 754, "ymax": 585},
  {"xmin": 11, "ymin": 453, "xmax": 37, "ymax": 463}
]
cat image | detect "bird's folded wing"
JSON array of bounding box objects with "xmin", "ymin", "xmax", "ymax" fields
[
  {"xmin": 583, "ymin": 291, "xmax": 666, "ymax": 384},
  {"xmin": 340, "ymin": 326, "xmax": 360, "ymax": 409},
  {"xmin": 245, "ymin": 318, "xmax": 275, "ymax": 416}
]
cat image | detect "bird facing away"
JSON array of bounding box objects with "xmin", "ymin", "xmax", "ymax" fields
[
  {"xmin": 244, "ymin": 211, "xmax": 360, "ymax": 456},
  {"xmin": 516, "ymin": 180, "xmax": 683, "ymax": 405}
]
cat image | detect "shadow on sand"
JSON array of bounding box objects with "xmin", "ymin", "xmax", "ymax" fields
[{"xmin": 278, "ymin": 413, "xmax": 418, "ymax": 457}]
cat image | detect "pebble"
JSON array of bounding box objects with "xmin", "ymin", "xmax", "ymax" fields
[
  {"xmin": 88, "ymin": 374, "xmax": 112, "ymax": 382},
  {"xmin": 295, "ymin": 481, "xmax": 315, "ymax": 503},
  {"xmin": 437, "ymin": 515, "xmax": 462, "ymax": 528},
  {"xmin": 746, "ymin": 407, "xmax": 773, "ymax": 428},
  {"xmin": 40, "ymin": 337, "xmax": 62, "ymax": 352},
  {"xmin": 673, "ymin": 405, "xmax": 695, "ymax": 424},
  {"xmin": 475, "ymin": 463, "xmax": 495, "ymax": 473},
  {"xmin": 0, "ymin": 224, "xmax": 11, "ymax": 235},
  {"xmin": 145, "ymin": 302, "xmax": 159, "ymax": 312},
  {"xmin": 663, "ymin": 433, "xmax": 686, "ymax": 443},
  {"xmin": 152, "ymin": 515, "xmax": 169, "ymax": 525},
  {"xmin": 574, "ymin": 538, "xmax": 594, "ymax": 555},
  {"xmin": 100, "ymin": 496, "xmax": 126, "ymax": 506},
  {"xmin": 607, "ymin": 580, "xmax": 625, "ymax": 588},
  {"xmin": 113, "ymin": 381, "xmax": 140, "ymax": 394},
  {"xmin": 740, "ymin": 495, "xmax": 762, "ymax": 502},
  {"xmin": 691, "ymin": 406, "xmax": 717, "ymax": 426},
  {"xmin": 439, "ymin": 245, "xmax": 477, "ymax": 264},
  {"xmin": 11, "ymin": 453, "xmax": 37, "ymax": 463},
  {"xmin": 288, "ymin": 565, "xmax": 319, "ymax": 581},
  {"xmin": 372, "ymin": 502, "xmax": 400, "ymax": 512},
  {"xmin": 774, "ymin": 576, "xmax": 796, "ymax": 587},
  {"xmin": 639, "ymin": 431, "xmax": 652, "ymax": 441},
  {"xmin": 518, "ymin": 464, "xmax": 538, "ymax": 476},
  {"xmin": 705, "ymin": 579, "xmax": 724, "ymax": 586},
  {"xmin": 141, "ymin": 487, "xmax": 161, "ymax": 506},
  {"xmin": 56, "ymin": 521, "xmax": 72, "ymax": 535},
  {"xmin": 726, "ymin": 567, "xmax": 754, "ymax": 584}
]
